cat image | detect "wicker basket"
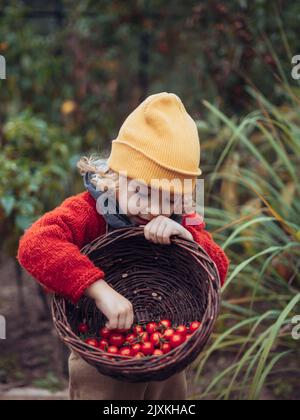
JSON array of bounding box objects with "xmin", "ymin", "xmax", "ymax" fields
[{"xmin": 52, "ymin": 226, "xmax": 221, "ymax": 382}]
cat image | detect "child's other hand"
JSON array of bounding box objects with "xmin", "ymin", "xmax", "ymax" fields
[
  {"xmin": 85, "ymin": 280, "xmax": 134, "ymax": 330},
  {"xmin": 143, "ymin": 215, "xmax": 193, "ymax": 245}
]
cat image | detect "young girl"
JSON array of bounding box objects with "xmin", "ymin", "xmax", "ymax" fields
[{"xmin": 17, "ymin": 92, "xmax": 230, "ymax": 400}]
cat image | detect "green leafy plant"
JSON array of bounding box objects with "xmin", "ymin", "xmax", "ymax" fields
[
  {"xmin": 0, "ymin": 110, "xmax": 80, "ymax": 255},
  {"xmin": 191, "ymin": 83, "xmax": 300, "ymax": 400}
]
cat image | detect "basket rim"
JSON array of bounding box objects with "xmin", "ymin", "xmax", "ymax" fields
[
  {"xmin": 52, "ymin": 226, "xmax": 221, "ymax": 380},
  {"xmin": 80, "ymin": 226, "xmax": 220, "ymax": 283}
]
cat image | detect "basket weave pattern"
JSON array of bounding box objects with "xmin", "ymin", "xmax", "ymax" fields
[{"xmin": 52, "ymin": 227, "xmax": 221, "ymax": 382}]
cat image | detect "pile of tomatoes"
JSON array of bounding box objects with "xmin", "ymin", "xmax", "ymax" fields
[{"xmin": 78, "ymin": 319, "xmax": 201, "ymax": 359}]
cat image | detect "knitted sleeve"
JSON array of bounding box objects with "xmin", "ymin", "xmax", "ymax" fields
[
  {"xmin": 182, "ymin": 213, "xmax": 230, "ymax": 286},
  {"xmin": 16, "ymin": 192, "xmax": 107, "ymax": 303}
]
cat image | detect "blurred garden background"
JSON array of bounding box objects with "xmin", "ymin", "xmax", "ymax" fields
[{"xmin": 0, "ymin": 0, "xmax": 300, "ymax": 400}]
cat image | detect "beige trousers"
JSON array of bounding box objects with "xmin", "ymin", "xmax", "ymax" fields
[{"xmin": 68, "ymin": 351, "xmax": 187, "ymax": 400}]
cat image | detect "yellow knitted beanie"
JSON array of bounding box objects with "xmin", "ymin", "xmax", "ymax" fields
[{"xmin": 107, "ymin": 92, "xmax": 201, "ymax": 194}]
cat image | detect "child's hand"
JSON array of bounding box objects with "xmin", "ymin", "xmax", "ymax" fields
[
  {"xmin": 85, "ymin": 280, "xmax": 134, "ymax": 330},
  {"xmin": 143, "ymin": 215, "xmax": 194, "ymax": 245}
]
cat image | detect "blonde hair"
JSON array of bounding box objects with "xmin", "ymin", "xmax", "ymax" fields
[
  {"xmin": 77, "ymin": 154, "xmax": 119, "ymax": 193},
  {"xmin": 77, "ymin": 154, "xmax": 197, "ymax": 214}
]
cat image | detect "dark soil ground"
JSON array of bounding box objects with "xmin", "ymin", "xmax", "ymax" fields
[{"xmin": 0, "ymin": 256, "xmax": 69, "ymax": 395}]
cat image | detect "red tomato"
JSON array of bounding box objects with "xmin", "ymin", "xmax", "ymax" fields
[
  {"xmin": 78, "ymin": 323, "xmax": 89, "ymax": 334},
  {"xmin": 189, "ymin": 321, "xmax": 201, "ymax": 334},
  {"xmin": 158, "ymin": 319, "xmax": 172, "ymax": 330},
  {"xmin": 176, "ymin": 325, "xmax": 188, "ymax": 336},
  {"xmin": 141, "ymin": 341, "xmax": 154, "ymax": 356},
  {"xmin": 98, "ymin": 339, "xmax": 109, "ymax": 351},
  {"xmin": 109, "ymin": 333, "xmax": 125, "ymax": 348},
  {"xmin": 125, "ymin": 333, "xmax": 137, "ymax": 345},
  {"xmin": 163, "ymin": 328, "xmax": 175, "ymax": 340},
  {"xmin": 170, "ymin": 333, "xmax": 185, "ymax": 349},
  {"xmin": 153, "ymin": 349, "xmax": 164, "ymax": 356},
  {"xmin": 131, "ymin": 343, "xmax": 142, "ymax": 355},
  {"xmin": 134, "ymin": 352, "xmax": 145, "ymax": 359},
  {"xmin": 133, "ymin": 325, "xmax": 144, "ymax": 335},
  {"xmin": 107, "ymin": 346, "xmax": 119, "ymax": 356},
  {"xmin": 150, "ymin": 332, "xmax": 163, "ymax": 347},
  {"xmin": 161, "ymin": 342, "xmax": 172, "ymax": 354},
  {"xmin": 139, "ymin": 332, "xmax": 149, "ymax": 343},
  {"xmin": 85, "ymin": 338, "xmax": 98, "ymax": 348},
  {"xmin": 99, "ymin": 327, "xmax": 111, "ymax": 339},
  {"xmin": 119, "ymin": 347, "xmax": 133, "ymax": 357},
  {"xmin": 146, "ymin": 322, "xmax": 158, "ymax": 334}
]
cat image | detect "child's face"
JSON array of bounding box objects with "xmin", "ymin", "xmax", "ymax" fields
[{"xmin": 117, "ymin": 176, "xmax": 180, "ymax": 225}]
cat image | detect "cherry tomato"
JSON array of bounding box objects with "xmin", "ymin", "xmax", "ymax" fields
[
  {"xmin": 170, "ymin": 333, "xmax": 185, "ymax": 349},
  {"xmin": 99, "ymin": 327, "xmax": 111, "ymax": 339},
  {"xmin": 158, "ymin": 319, "xmax": 172, "ymax": 330},
  {"xmin": 139, "ymin": 332, "xmax": 149, "ymax": 343},
  {"xmin": 146, "ymin": 322, "xmax": 158, "ymax": 334},
  {"xmin": 119, "ymin": 347, "xmax": 133, "ymax": 357},
  {"xmin": 150, "ymin": 332, "xmax": 163, "ymax": 347},
  {"xmin": 107, "ymin": 345, "xmax": 119, "ymax": 355},
  {"xmin": 133, "ymin": 325, "xmax": 144, "ymax": 335},
  {"xmin": 161, "ymin": 342, "xmax": 172, "ymax": 354},
  {"xmin": 163, "ymin": 328, "xmax": 175, "ymax": 340},
  {"xmin": 141, "ymin": 341, "xmax": 154, "ymax": 356},
  {"xmin": 125, "ymin": 333, "xmax": 137, "ymax": 345},
  {"xmin": 109, "ymin": 333, "xmax": 125, "ymax": 348},
  {"xmin": 131, "ymin": 343, "xmax": 142, "ymax": 355},
  {"xmin": 176, "ymin": 325, "xmax": 188, "ymax": 336},
  {"xmin": 134, "ymin": 352, "xmax": 145, "ymax": 359},
  {"xmin": 189, "ymin": 321, "xmax": 201, "ymax": 334},
  {"xmin": 98, "ymin": 339, "xmax": 109, "ymax": 351},
  {"xmin": 78, "ymin": 323, "xmax": 89, "ymax": 334},
  {"xmin": 153, "ymin": 349, "xmax": 164, "ymax": 356},
  {"xmin": 85, "ymin": 338, "xmax": 98, "ymax": 348}
]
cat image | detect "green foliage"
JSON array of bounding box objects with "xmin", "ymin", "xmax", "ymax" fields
[
  {"xmin": 192, "ymin": 82, "xmax": 300, "ymax": 400},
  {"xmin": 0, "ymin": 110, "xmax": 80, "ymax": 255},
  {"xmin": 32, "ymin": 372, "xmax": 65, "ymax": 392},
  {"xmin": 0, "ymin": 0, "xmax": 300, "ymax": 398},
  {"xmin": 1, "ymin": 1, "xmax": 299, "ymax": 135},
  {"xmin": 0, "ymin": 354, "xmax": 24, "ymax": 384}
]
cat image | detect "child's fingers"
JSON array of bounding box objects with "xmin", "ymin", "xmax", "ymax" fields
[
  {"xmin": 160, "ymin": 221, "xmax": 173, "ymax": 245},
  {"xmin": 144, "ymin": 217, "xmax": 172, "ymax": 244},
  {"xmin": 162, "ymin": 230, "xmax": 171, "ymax": 245},
  {"xmin": 117, "ymin": 311, "xmax": 127, "ymax": 330},
  {"xmin": 125, "ymin": 304, "xmax": 134, "ymax": 330},
  {"xmin": 148, "ymin": 218, "xmax": 165, "ymax": 243},
  {"xmin": 144, "ymin": 220, "xmax": 156, "ymax": 242},
  {"xmin": 156, "ymin": 221, "xmax": 170, "ymax": 245},
  {"xmin": 149, "ymin": 225, "xmax": 159, "ymax": 243},
  {"xmin": 143, "ymin": 223, "xmax": 151, "ymax": 242},
  {"xmin": 163, "ymin": 226, "xmax": 177, "ymax": 244},
  {"xmin": 129, "ymin": 309, "xmax": 134, "ymax": 329},
  {"xmin": 177, "ymin": 227, "xmax": 194, "ymax": 241},
  {"xmin": 106, "ymin": 316, "xmax": 118, "ymax": 330},
  {"xmin": 124, "ymin": 309, "xmax": 134, "ymax": 330}
]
